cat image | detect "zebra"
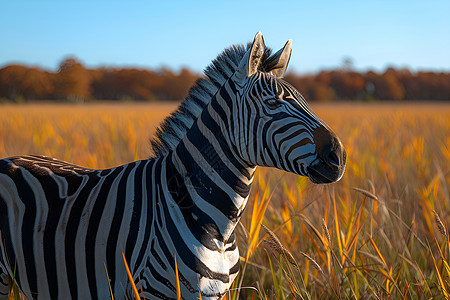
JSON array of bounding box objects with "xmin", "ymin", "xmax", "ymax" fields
[{"xmin": 0, "ymin": 33, "xmax": 346, "ymax": 299}]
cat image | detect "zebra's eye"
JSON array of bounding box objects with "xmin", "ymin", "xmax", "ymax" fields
[{"xmin": 265, "ymin": 98, "xmax": 280, "ymax": 107}]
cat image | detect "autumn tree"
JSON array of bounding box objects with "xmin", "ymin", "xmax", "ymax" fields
[
  {"xmin": 55, "ymin": 57, "xmax": 91, "ymax": 101},
  {"xmin": 154, "ymin": 68, "xmax": 198, "ymax": 100},
  {"xmin": 22, "ymin": 68, "xmax": 54, "ymax": 99},
  {"xmin": 414, "ymin": 71, "xmax": 450, "ymax": 100},
  {"xmin": 364, "ymin": 69, "xmax": 405, "ymax": 100},
  {"xmin": 328, "ymin": 71, "xmax": 365, "ymax": 99},
  {"xmin": 90, "ymin": 68, "xmax": 163, "ymax": 100},
  {"xmin": 0, "ymin": 65, "xmax": 28, "ymax": 100}
]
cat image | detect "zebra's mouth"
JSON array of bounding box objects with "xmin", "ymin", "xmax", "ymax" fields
[
  {"xmin": 306, "ymin": 166, "xmax": 335, "ymax": 184},
  {"xmin": 306, "ymin": 157, "xmax": 345, "ymax": 184}
]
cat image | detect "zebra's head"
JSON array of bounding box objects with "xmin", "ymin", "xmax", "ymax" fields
[{"xmin": 228, "ymin": 33, "xmax": 346, "ymax": 183}]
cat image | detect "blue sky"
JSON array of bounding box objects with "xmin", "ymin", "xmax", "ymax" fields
[{"xmin": 1, "ymin": 0, "xmax": 449, "ymax": 74}]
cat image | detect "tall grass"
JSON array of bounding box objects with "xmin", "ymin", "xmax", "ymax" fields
[
  {"xmin": 233, "ymin": 103, "xmax": 450, "ymax": 299},
  {"xmin": 1, "ymin": 102, "xmax": 449, "ymax": 299}
]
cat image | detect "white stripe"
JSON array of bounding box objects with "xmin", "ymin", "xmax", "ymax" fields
[
  {"xmin": 113, "ymin": 163, "xmax": 139, "ymax": 298},
  {"xmin": 94, "ymin": 170, "xmax": 125, "ymax": 298},
  {"xmin": 0, "ymin": 172, "xmax": 32, "ymax": 299}
]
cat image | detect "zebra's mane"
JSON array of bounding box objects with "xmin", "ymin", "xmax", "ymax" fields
[{"xmin": 150, "ymin": 43, "xmax": 279, "ymax": 157}]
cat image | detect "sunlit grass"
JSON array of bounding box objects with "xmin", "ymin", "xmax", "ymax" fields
[
  {"xmin": 1, "ymin": 101, "xmax": 449, "ymax": 299},
  {"xmin": 0, "ymin": 102, "xmax": 179, "ymax": 167},
  {"xmin": 235, "ymin": 102, "xmax": 450, "ymax": 299}
]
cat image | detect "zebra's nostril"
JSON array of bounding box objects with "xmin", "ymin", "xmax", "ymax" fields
[{"xmin": 327, "ymin": 150, "xmax": 340, "ymax": 167}]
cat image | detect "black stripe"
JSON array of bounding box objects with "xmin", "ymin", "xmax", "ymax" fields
[
  {"xmin": 106, "ymin": 162, "xmax": 135, "ymax": 291},
  {"xmin": 134, "ymin": 161, "xmax": 155, "ymax": 273},
  {"xmin": 243, "ymin": 93, "xmax": 255, "ymax": 159},
  {"xmin": 277, "ymin": 128, "xmax": 309, "ymax": 146},
  {"xmin": 220, "ymin": 85, "xmax": 237, "ymax": 150},
  {"xmin": 261, "ymin": 121, "xmax": 278, "ymax": 167},
  {"xmin": 154, "ymin": 159, "xmax": 164, "ymax": 227},
  {"xmin": 86, "ymin": 166, "xmax": 124, "ymax": 299},
  {"xmin": 67, "ymin": 175, "xmax": 84, "ymax": 197},
  {"xmin": 251, "ymin": 104, "xmax": 263, "ymax": 165},
  {"xmin": 37, "ymin": 173, "xmax": 63, "ymax": 300},
  {"xmin": 100, "ymin": 169, "xmax": 113, "ymax": 176},
  {"xmin": 0, "ymin": 161, "xmax": 19, "ymax": 286},
  {"xmin": 225, "ymin": 233, "xmax": 237, "ymax": 251},
  {"xmin": 273, "ymin": 121, "xmax": 309, "ymax": 136},
  {"xmin": 230, "ymin": 259, "xmax": 240, "ymax": 275},
  {"xmin": 8, "ymin": 166, "xmax": 38, "ymax": 295},
  {"xmin": 125, "ymin": 161, "xmax": 146, "ymax": 266},
  {"xmin": 65, "ymin": 172, "xmax": 102, "ymax": 299},
  {"xmin": 146, "ymin": 259, "xmax": 176, "ymax": 294}
]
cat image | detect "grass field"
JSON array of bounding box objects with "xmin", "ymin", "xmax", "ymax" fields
[{"xmin": 1, "ymin": 102, "xmax": 449, "ymax": 299}]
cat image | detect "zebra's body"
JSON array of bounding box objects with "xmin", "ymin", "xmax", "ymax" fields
[
  {"xmin": 0, "ymin": 152, "xmax": 245, "ymax": 299},
  {"xmin": 0, "ymin": 33, "xmax": 346, "ymax": 299}
]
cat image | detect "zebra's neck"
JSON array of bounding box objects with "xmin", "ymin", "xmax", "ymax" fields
[{"xmin": 167, "ymin": 92, "xmax": 256, "ymax": 243}]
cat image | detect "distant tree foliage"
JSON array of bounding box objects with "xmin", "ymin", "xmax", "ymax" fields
[
  {"xmin": 285, "ymin": 69, "xmax": 450, "ymax": 101},
  {"xmin": 56, "ymin": 58, "xmax": 91, "ymax": 101},
  {"xmin": 0, "ymin": 57, "xmax": 449, "ymax": 101}
]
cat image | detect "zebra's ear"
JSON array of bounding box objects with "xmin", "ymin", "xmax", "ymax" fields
[
  {"xmin": 234, "ymin": 32, "xmax": 265, "ymax": 85},
  {"xmin": 270, "ymin": 39, "xmax": 292, "ymax": 78}
]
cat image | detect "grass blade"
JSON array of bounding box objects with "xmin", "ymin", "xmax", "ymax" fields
[
  {"xmin": 122, "ymin": 252, "xmax": 141, "ymax": 300},
  {"xmin": 174, "ymin": 253, "xmax": 181, "ymax": 300},
  {"xmin": 429, "ymin": 245, "xmax": 450, "ymax": 298},
  {"xmin": 104, "ymin": 263, "xmax": 115, "ymax": 300}
]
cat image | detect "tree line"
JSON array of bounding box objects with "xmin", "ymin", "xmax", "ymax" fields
[{"xmin": 0, "ymin": 57, "xmax": 449, "ymax": 102}]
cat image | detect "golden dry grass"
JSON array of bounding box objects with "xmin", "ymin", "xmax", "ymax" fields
[
  {"xmin": 1, "ymin": 101, "xmax": 449, "ymax": 299},
  {"xmin": 0, "ymin": 102, "xmax": 178, "ymax": 167}
]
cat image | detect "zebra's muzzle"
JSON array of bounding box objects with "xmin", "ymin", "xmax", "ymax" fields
[{"xmin": 307, "ymin": 125, "xmax": 347, "ymax": 184}]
